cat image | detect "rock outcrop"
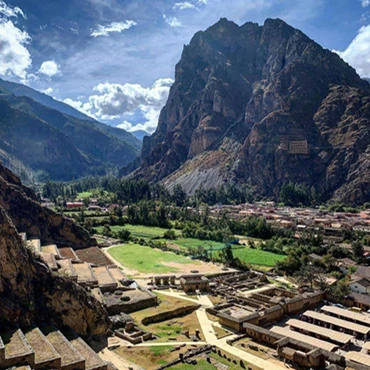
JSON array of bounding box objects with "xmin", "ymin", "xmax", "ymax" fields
[
  {"xmin": 0, "ymin": 207, "xmax": 109, "ymax": 335},
  {"xmin": 0, "ymin": 162, "xmax": 96, "ymax": 248},
  {"xmin": 128, "ymin": 18, "xmax": 370, "ymax": 204}
]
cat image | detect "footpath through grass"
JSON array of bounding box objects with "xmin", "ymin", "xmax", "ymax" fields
[{"xmin": 107, "ymin": 243, "xmax": 195, "ymax": 274}]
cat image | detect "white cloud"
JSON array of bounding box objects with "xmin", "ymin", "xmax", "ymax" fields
[
  {"xmin": 173, "ymin": 2, "xmax": 196, "ymax": 11},
  {"xmin": 117, "ymin": 120, "xmax": 151, "ymax": 133},
  {"xmin": 42, "ymin": 87, "xmax": 54, "ymax": 95},
  {"xmin": 362, "ymin": 0, "xmax": 370, "ymax": 7},
  {"xmin": 91, "ymin": 20, "xmax": 137, "ymax": 37},
  {"xmin": 88, "ymin": 77, "xmax": 173, "ymax": 118},
  {"xmin": 0, "ymin": 20, "xmax": 31, "ymax": 79},
  {"xmin": 337, "ymin": 25, "xmax": 370, "ymax": 77},
  {"xmin": 0, "ymin": 0, "xmax": 26, "ymax": 19},
  {"xmin": 65, "ymin": 78, "xmax": 173, "ymax": 133},
  {"xmin": 163, "ymin": 14, "xmax": 182, "ymax": 27},
  {"xmin": 38, "ymin": 60, "xmax": 60, "ymax": 77},
  {"xmin": 63, "ymin": 98, "xmax": 96, "ymax": 119}
]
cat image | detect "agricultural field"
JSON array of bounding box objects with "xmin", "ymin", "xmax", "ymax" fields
[
  {"xmin": 107, "ymin": 243, "xmax": 196, "ymax": 274},
  {"xmin": 172, "ymin": 238, "xmax": 225, "ymax": 251},
  {"xmin": 231, "ymin": 248, "xmax": 286, "ymax": 267},
  {"xmin": 100, "ymin": 224, "xmax": 286, "ymax": 269}
]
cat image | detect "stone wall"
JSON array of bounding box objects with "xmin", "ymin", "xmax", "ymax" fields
[{"xmin": 142, "ymin": 304, "xmax": 200, "ymax": 325}]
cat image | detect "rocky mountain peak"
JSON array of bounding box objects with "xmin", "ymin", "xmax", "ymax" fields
[{"xmin": 126, "ymin": 18, "xmax": 370, "ymax": 204}]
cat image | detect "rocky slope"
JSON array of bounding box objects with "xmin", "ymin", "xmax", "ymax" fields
[
  {"xmin": 128, "ymin": 18, "xmax": 370, "ymax": 204},
  {"xmin": 0, "ymin": 165, "xmax": 109, "ymax": 334},
  {"xmin": 0, "ymin": 162, "xmax": 96, "ymax": 248},
  {"xmin": 0, "ymin": 91, "xmax": 140, "ymax": 182}
]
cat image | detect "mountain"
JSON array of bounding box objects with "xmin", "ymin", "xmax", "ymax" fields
[
  {"xmin": 127, "ymin": 18, "xmax": 370, "ymax": 205},
  {"xmin": 0, "ymin": 78, "xmax": 142, "ymax": 152},
  {"xmin": 0, "ymin": 77, "xmax": 95, "ymax": 122},
  {"xmin": 0, "ymin": 90, "xmax": 141, "ymax": 181},
  {"xmin": 131, "ymin": 129, "xmax": 151, "ymax": 141},
  {"xmin": 0, "ymin": 163, "xmax": 109, "ymax": 333}
]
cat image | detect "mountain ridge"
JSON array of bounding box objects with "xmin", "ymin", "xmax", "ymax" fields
[{"xmin": 0, "ymin": 87, "xmax": 141, "ymax": 181}]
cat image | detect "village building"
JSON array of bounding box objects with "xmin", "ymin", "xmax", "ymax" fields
[
  {"xmin": 349, "ymin": 277, "xmax": 370, "ymax": 295},
  {"xmin": 66, "ymin": 201, "xmax": 84, "ymax": 209}
]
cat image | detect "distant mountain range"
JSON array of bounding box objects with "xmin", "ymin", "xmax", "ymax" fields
[
  {"xmin": 0, "ymin": 79, "xmax": 141, "ymax": 182},
  {"xmin": 127, "ymin": 18, "xmax": 370, "ymax": 205}
]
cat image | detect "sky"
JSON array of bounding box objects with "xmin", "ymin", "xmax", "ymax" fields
[{"xmin": 1, "ymin": 0, "xmax": 370, "ymax": 133}]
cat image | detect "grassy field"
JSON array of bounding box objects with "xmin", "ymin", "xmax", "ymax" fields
[
  {"xmin": 114, "ymin": 345, "xmax": 181, "ymax": 370},
  {"xmin": 232, "ymin": 247, "xmax": 286, "ymax": 267},
  {"xmin": 173, "ymin": 238, "xmax": 225, "ymax": 250},
  {"xmin": 76, "ymin": 191, "xmax": 93, "ymax": 199},
  {"xmin": 144, "ymin": 311, "xmax": 203, "ymax": 342},
  {"xmin": 96, "ymin": 224, "xmax": 182, "ymax": 239},
  {"xmin": 107, "ymin": 243, "xmax": 195, "ymax": 274}
]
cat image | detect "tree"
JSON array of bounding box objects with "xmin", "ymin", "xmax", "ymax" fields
[
  {"xmin": 102, "ymin": 224, "xmax": 111, "ymax": 237},
  {"xmin": 330, "ymin": 280, "xmax": 350, "ymax": 300},
  {"xmin": 353, "ymin": 240, "xmax": 364, "ymax": 260},
  {"xmin": 164, "ymin": 230, "xmax": 177, "ymax": 240},
  {"xmin": 295, "ymin": 264, "xmax": 324, "ymax": 289},
  {"xmin": 220, "ymin": 245, "xmax": 234, "ymax": 265},
  {"xmin": 172, "ymin": 184, "xmax": 187, "ymax": 207},
  {"xmin": 117, "ymin": 229, "xmax": 131, "ymax": 242}
]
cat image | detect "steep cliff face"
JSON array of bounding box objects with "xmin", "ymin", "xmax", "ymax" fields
[
  {"xmin": 131, "ymin": 18, "xmax": 370, "ymax": 204},
  {"xmin": 0, "ymin": 207, "xmax": 109, "ymax": 334},
  {"xmin": 0, "ymin": 162, "xmax": 96, "ymax": 247}
]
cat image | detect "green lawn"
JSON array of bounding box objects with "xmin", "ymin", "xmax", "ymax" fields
[
  {"xmin": 107, "ymin": 243, "xmax": 196, "ymax": 273},
  {"xmin": 173, "ymin": 238, "xmax": 225, "ymax": 250},
  {"xmin": 96, "ymin": 224, "xmax": 181, "ymax": 239},
  {"xmin": 232, "ymin": 247, "xmax": 286, "ymax": 267},
  {"xmin": 76, "ymin": 191, "xmax": 93, "ymax": 199}
]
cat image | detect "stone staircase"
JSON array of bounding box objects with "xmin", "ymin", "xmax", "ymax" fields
[{"xmin": 0, "ymin": 325, "xmax": 107, "ymax": 370}]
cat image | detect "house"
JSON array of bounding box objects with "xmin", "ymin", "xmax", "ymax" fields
[
  {"xmin": 66, "ymin": 202, "xmax": 83, "ymax": 209},
  {"xmin": 336, "ymin": 258, "xmax": 357, "ymax": 275},
  {"xmin": 348, "ymin": 277, "xmax": 370, "ymax": 294},
  {"xmin": 354, "ymin": 225, "xmax": 370, "ymax": 234},
  {"xmin": 354, "ymin": 266, "xmax": 370, "ymax": 279},
  {"xmin": 349, "ymin": 292, "xmax": 370, "ymax": 311},
  {"xmin": 307, "ymin": 253, "xmax": 322, "ymax": 262}
]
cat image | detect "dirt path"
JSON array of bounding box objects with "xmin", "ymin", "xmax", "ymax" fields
[
  {"xmin": 157, "ymin": 291, "xmax": 287, "ymax": 369},
  {"xmin": 99, "ymin": 347, "xmax": 143, "ymax": 370}
]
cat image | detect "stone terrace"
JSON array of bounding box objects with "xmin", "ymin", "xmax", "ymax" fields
[
  {"xmin": 74, "ymin": 247, "xmax": 114, "ymax": 266},
  {"xmin": 0, "ymin": 325, "xmax": 108, "ymax": 370}
]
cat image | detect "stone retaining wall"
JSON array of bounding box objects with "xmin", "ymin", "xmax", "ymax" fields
[{"xmin": 142, "ymin": 304, "xmax": 200, "ymax": 325}]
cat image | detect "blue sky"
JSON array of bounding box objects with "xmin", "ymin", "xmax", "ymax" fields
[{"xmin": 1, "ymin": 0, "xmax": 370, "ymax": 133}]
